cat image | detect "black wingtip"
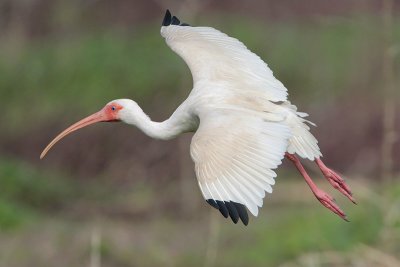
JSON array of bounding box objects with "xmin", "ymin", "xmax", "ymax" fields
[
  {"xmin": 162, "ymin": 9, "xmax": 190, "ymax": 27},
  {"xmin": 225, "ymin": 202, "xmax": 239, "ymax": 224},
  {"xmin": 171, "ymin": 16, "xmax": 180, "ymax": 25},
  {"xmin": 216, "ymin": 200, "xmax": 229, "ymax": 218},
  {"xmin": 207, "ymin": 200, "xmax": 249, "ymax": 226},
  {"xmin": 206, "ymin": 199, "xmax": 220, "ymax": 210},
  {"xmin": 162, "ymin": 9, "xmax": 172, "ymax": 26},
  {"xmin": 233, "ymin": 202, "xmax": 249, "ymax": 226}
]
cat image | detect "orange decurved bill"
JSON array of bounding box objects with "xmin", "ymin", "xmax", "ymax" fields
[{"xmin": 40, "ymin": 110, "xmax": 107, "ymax": 159}]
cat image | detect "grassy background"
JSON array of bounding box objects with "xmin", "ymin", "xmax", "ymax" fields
[
  {"xmin": 0, "ymin": 158, "xmax": 398, "ymax": 266},
  {"xmin": 0, "ymin": 1, "xmax": 399, "ymax": 266}
]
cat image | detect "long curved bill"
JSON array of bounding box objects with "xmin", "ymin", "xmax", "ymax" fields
[{"xmin": 40, "ymin": 111, "xmax": 107, "ymax": 159}]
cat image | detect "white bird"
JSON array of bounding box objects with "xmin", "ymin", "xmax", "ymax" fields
[{"xmin": 41, "ymin": 10, "xmax": 356, "ymax": 225}]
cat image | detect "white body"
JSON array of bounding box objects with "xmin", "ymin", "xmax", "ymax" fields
[{"xmin": 118, "ymin": 24, "xmax": 322, "ymax": 217}]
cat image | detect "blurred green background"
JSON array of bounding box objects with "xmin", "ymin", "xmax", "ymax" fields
[{"xmin": 0, "ymin": 0, "xmax": 399, "ymax": 266}]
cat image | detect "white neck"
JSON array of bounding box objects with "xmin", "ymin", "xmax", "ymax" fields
[
  {"xmin": 119, "ymin": 100, "xmax": 196, "ymax": 140},
  {"xmin": 131, "ymin": 111, "xmax": 183, "ymax": 140}
]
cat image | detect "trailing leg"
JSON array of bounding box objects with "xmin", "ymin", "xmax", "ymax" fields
[{"xmin": 285, "ymin": 153, "xmax": 348, "ymax": 221}]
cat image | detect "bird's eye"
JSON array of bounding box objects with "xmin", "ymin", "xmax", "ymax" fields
[{"xmin": 111, "ymin": 106, "xmax": 116, "ymax": 111}]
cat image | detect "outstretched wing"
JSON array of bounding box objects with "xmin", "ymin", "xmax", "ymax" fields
[
  {"xmin": 190, "ymin": 109, "xmax": 291, "ymax": 225},
  {"xmin": 161, "ymin": 16, "xmax": 288, "ymax": 102}
]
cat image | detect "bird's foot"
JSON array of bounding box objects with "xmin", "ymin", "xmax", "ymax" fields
[
  {"xmin": 314, "ymin": 188, "xmax": 349, "ymax": 221},
  {"xmin": 315, "ymin": 159, "xmax": 356, "ymax": 204},
  {"xmin": 285, "ymin": 153, "xmax": 351, "ymax": 221}
]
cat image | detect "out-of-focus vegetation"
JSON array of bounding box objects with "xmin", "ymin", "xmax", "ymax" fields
[
  {"xmin": 0, "ymin": 157, "xmax": 399, "ymax": 266},
  {"xmin": 2, "ymin": 16, "xmax": 397, "ymax": 130},
  {"xmin": 0, "ymin": 0, "xmax": 399, "ymax": 266}
]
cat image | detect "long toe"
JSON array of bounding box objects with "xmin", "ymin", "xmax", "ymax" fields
[
  {"xmin": 315, "ymin": 190, "xmax": 348, "ymax": 221},
  {"xmin": 325, "ymin": 170, "xmax": 356, "ymax": 204},
  {"xmin": 336, "ymin": 183, "xmax": 357, "ymax": 204},
  {"xmin": 327, "ymin": 178, "xmax": 357, "ymax": 204},
  {"xmin": 330, "ymin": 170, "xmax": 352, "ymax": 195}
]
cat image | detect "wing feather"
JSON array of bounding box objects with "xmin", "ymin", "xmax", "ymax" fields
[
  {"xmin": 190, "ymin": 111, "xmax": 291, "ymax": 224},
  {"xmin": 161, "ymin": 25, "xmax": 288, "ymax": 102}
]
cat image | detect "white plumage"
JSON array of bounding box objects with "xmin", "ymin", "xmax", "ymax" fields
[
  {"xmin": 191, "ymin": 109, "xmax": 291, "ymax": 216},
  {"xmin": 160, "ymin": 24, "xmax": 322, "ymax": 219},
  {"xmin": 161, "ymin": 25, "xmax": 288, "ymax": 101},
  {"xmin": 41, "ymin": 11, "xmax": 355, "ymax": 225}
]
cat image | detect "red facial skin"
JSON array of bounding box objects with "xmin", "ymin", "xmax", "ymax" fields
[
  {"xmin": 103, "ymin": 102, "xmax": 124, "ymax": 121},
  {"xmin": 40, "ymin": 102, "xmax": 123, "ymax": 159}
]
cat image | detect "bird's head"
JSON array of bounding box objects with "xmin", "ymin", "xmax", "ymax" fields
[{"xmin": 40, "ymin": 99, "xmax": 139, "ymax": 159}]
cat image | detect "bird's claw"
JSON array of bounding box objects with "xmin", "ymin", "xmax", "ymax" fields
[
  {"xmin": 314, "ymin": 189, "xmax": 348, "ymax": 221},
  {"xmin": 323, "ymin": 168, "xmax": 356, "ymax": 204}
]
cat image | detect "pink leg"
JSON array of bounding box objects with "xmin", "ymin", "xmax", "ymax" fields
[
  {"xmin": 285, "ymin": 153, "xmax": 348, "ymax": 221},
  {"xmin": 315, "ymin": 158, "xmax": 356, "ymax": 204}
]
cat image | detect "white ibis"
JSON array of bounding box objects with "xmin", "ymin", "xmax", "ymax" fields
[{"xmin": 41, "ymin": 10, "xmax": 356, "ymax": 225}]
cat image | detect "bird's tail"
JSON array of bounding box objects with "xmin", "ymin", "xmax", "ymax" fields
[{"xmin": 284, "ymin": 102, "xmax": 322, "ymax": 160}]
